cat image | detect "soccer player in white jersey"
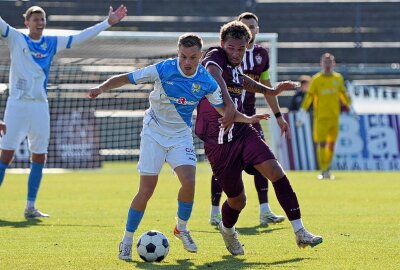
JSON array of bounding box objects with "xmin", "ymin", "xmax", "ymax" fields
[
  {"xmin": 87, "ymin": 33, "xmax": 268, "ymax": 261},
  {"xmin": 0, "ymin": 5, "xmax": 127, "ymax": 218}
]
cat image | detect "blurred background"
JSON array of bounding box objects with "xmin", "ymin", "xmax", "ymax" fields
[{"xmin": 0, "ymin": 0, "xmax": 399, "ymax": 170}]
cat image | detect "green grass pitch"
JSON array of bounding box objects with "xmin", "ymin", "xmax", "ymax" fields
[{"xmin": 0, "ymin": 162, "xmax": 399, "ymax": 269}]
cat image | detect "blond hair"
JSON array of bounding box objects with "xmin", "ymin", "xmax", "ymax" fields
[{"xmin": 23, "ymin": 6, "xmax": 46, "ymax": 21}]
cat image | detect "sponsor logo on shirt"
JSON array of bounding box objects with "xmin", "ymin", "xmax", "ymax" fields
[
  {"xmin": 321, "ymin": 88, "xmax": 337, "ymax": 94},
  {"xmin": 177, "ymin": 97, "xmax": 187, "ymax": 104},
  {"xmin": 227, "ymin": 86, "xmax": 242, "ymax": 94},
  {"xmin": 32, "ymin": 52, "xmax": 47, "ymax": 58}
]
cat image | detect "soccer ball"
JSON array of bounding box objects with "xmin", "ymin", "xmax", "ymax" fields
[{"xmin": 136, "ymin": 230, "xmax": 169, "ymax": 262}]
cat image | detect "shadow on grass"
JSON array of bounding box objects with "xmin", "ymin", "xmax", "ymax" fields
[
  {"xmin": 0, "ymin": 219, "xmax": 113, "ymax": 228},
  {"xmin": 129, "ymin": 255, "xmax": 307, "ymax": 269},
  {"xmin": 197, "ymin": 223, "xmax": 286, "ymax": 236},
  {"xmin": 236, "ymin": 224, "xmax": 286, "ymax": 235},
  {"xmin": 0, "ymin": 218, "xmax": 43, "ymax": 228}
]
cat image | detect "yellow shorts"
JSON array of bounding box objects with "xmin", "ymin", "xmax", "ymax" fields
[{"xmin": 313, "ymin": 118, "xmax": 339, "ymax": 143}]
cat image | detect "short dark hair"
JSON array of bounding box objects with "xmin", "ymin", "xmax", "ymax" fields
[
  {"xmin": 237, "ymin": 12, "xmax": 259, "ymax": 23},
  {"xmin": 23, "ymin": 6, "xmax": 46, "ymax": 21},
  {"xmin": 178, "ymin": 33, "xmax": 203, "ymax": 50},
  {"xmin": 220, "ymin": 21, "xmax": 251, "ymax": 43}
]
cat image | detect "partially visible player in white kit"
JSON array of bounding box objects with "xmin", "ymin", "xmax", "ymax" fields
[
  {"xmin": 87, "ymin": 33, "xmax": 268, "ymax": 261},
  {"xmin": 0, "ymin": 5, "xmax": 127, "ymax": 218}
]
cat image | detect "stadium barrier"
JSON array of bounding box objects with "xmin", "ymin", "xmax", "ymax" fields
[{"xmin": 270, "ymin": 113, "xmax": 400, "ymax": 171}]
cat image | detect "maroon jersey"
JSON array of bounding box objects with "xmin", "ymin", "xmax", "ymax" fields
[
  {"xmin": 242, "ymin": 44, "xmax": 270, "ymax": 116},
  {"xmin": 195, "ymin": 47, "xmax": 248, "ymax": 144}
]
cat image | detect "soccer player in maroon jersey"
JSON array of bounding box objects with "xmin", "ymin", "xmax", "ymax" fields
[
  {"xmin": 209, "ymin": 12, "xmax": 286, "ymax": 227},
  {"xmin": 195, "ymin": 20, "xmax": 323, "ymax": 255}
]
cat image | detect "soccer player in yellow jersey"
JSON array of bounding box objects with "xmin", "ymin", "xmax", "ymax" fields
[{"xmin": 298, "ymin": 53, "xmax": 351, "ymax": 179}]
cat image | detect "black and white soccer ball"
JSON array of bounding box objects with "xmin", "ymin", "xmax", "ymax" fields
[{"xmin": 136, "ymin": 230, "xmax": 169, "ymax": 262}]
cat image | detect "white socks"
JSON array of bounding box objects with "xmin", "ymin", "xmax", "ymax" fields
[
  {"xmin": 26, "ymin": 200, "xmax": 35, "ymax": 209},
  {"xmin": 259, "ymin": 203, "xmax": 271, "ymax": 214},
  {"xmin": 176, "ymin": 217, "xmax": 188, "ymax": 231},
  {"xmin": 290, "ymin": 218, "xmax": 304, "ymax": 233},
  {"xmin": 220, "ymin": 222, "xmax": 235, "ymax": 235},
  {"xmin": 211, "ymin": 205, "xmax": 221, "ymax": 216},
  {"xmin": 122, "ymin": 231, "xmax": 134, "ymax": 245}
]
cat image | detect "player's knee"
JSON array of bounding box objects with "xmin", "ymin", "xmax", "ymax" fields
[
  {"xmin": 266, "ymin": 162, "xmax": 285, "ymax": 182},
  {"xmin": 229, "ymin": 194, "xmax": 246, "ymax": 210},
  {"xmin": 180, "ymin": 176, "xmax": 195, "ymax": 189},
  {"xmin": 137, "ymin": 187, "xmax": 155, "ymax": 201},
  {"xmin": 0, "ymin": 150, "xmax": 15, "ymax": 165},
  {"xmin": 31, "ymin": 153, "xmax": 47, "ymax": 164}
]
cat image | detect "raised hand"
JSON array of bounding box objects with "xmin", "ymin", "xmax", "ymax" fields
[
  {"xmin": 107, "ymin": 5, "xmax": 128, "ymax": 25},
  {"xmin": 87, "ymin": 87, "xmax": 103, "ymax": 99},
  {"xmin": 277, "ymin": 116, "xmax": 291, "ymax": 138},
  {"xmin": 248, "ymin": 113, "xmax": 270, "ymax": 124},
  {"xmin": 219, "ymin": 102, "xmax": 236, "ymax": 132},
  {"xmin": 274, "ymin": 81, "xmax": 300, "ymax": 95}
]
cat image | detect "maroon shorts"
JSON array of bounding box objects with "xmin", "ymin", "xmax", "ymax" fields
[
  {"xmin": 204, "ymin": 125, "xmax": 276, "ymax": 198},
  {"xmin": 251, "ymin": 122, "xmax": 265, "ymax": 140}
]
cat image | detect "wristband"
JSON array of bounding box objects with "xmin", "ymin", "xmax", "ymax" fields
[{"xmin": 274, "ymin": 112, "xmax": 282, "ymax": 118}]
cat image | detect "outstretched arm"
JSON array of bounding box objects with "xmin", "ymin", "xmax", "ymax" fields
[
  {"xmin": 243, "ymin": 74, "xmax": 299, "ymax": 96},
  {"xmin": 61, "ymin": 5, "xmax": 127, "ymax": 49},
  {"xmin": 260, "ymin": 78, "xmax": 291, "ymax": 138},
  {"xmin": 207, "ymin": 65, "xmax": 236, "ymax": 130},
  {"xmin": 214, "ymin": 106, "xmax": 270, "ymax": 125},
  {"xmin": 88, "ymin": 73, "xmax": 130, "ymax": 98}
]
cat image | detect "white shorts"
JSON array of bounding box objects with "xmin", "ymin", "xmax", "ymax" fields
[
  {"xmin": 137, "ymin": 126, "xmax": 197, "ymax": 175},
  {"xmin": 0, "ymin": 99, "xmax": 50, "ymax": 153}
]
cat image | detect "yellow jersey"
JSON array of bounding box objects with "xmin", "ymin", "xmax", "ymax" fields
[{"xmin": 301, "ymin": 71, "xmax": 351, "ymax": 120}]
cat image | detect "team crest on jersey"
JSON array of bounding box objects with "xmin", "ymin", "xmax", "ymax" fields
[
  {"xmin": 255, "ymin": 54, "xmax": 263, "ymax": 65},
  {"xmin": 40, "ymin": 42, "xmax": 48, "ymax": 50},
  {"xmin": 191, "ymin": 83, "xmax": 201, "ymax": 93}
]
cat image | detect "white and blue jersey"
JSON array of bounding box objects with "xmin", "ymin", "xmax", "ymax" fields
[
  {"xmin": 0, "ymin": 17, "xmax": 110, "ymax": 102},
  {"xmin": 0, "ymin": 16, "xmax": 110, "ymax": 152},
  {"xmin": 128, "ymin": 58, "xmax": 223, "ymax": 138}
]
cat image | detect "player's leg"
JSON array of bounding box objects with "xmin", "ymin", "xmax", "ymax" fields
[
  {"xmin": 254, "ymin": 172, "xmax": 285, "ymax": 226},
  {"xmin": 243, "ymin": 127, "xmax": 322, "ymax": 248},
  {"xmin": 316, "ymin": 141, "xmax": 328, "ymax": 179},
  {"xmin": 167, "ymin": 135, "xmax": 198, "ymax": 252},
  {"xmin": 24, "ymin": 102, "xmax": 50, "ymax": 218},
  {"xmin": 173, "ymin": 165, "xmax": 197, "ymax": 252},
  {"xmin": 315, "ymin": 120, "xmax": 331, "ymax": 179},
  {"xmin": 218, "ymin": 189, "xmax": 245, "ymax": 256},
  {"xmin": 204, "ymin": 141, "xmax": 245, "ymax": 255},
  {"xmin": 24, "ymin": 153, "xmax": 49, "ymax": 218},
  {"xmin": 210, "ymin": 175, "xmax": 223, "ymax": 225},
  {"xmin": 325, "ymin": 123, "xmax": 339, "ymax": 179},
  {"xmin": 251, "ymin": 123, "xmax": 285, "ymax": 225},
  {"xmin": 120, "ymin": 174, "xmax": 159, "ymax": 260},
  {"xmin": 0, "ymin": 100, "xmax": 29, "ymax": 187},
  {"xmin": 254, "ymin": 159, "xmax": 323, "ymax": 248},
  {"xmin": 0, "ymin": 150, "xmax": 14, "ymax": 187},
  {"xmin": 119, "ymin": 131, "xmax": 165, "ymax": 260}
]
